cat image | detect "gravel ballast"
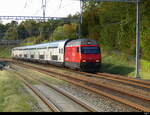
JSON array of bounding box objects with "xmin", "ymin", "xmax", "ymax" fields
[{"xmin": 11, "ymin": 64, "xmax": 140, "ymax": 112}]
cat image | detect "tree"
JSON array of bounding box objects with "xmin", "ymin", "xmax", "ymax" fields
[
  {"xmin": 0, "ymin": 23, "xmax": 6, "ymax": 39},
  {"xmin": 3, "ymin": 21, "xmax": 18, "ymax": 40},
  {"xmin": 17, "ymin": 23, "xmax": 29, "ymax": 40},
  {"xmin": 21, "ymin": 20, "xmax": 39, "ymax": 37},
  {"xmin": 3, "ymin": 27, "xmax": 18, "ymax": 40}
]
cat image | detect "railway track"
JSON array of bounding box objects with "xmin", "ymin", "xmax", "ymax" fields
[
  {"xmin": 1, "ymin": 58, "xmax": 150, "ymax": 88},
  {"xmin": 15, "ymin": 60, "xmax": 150, "ymax": 90},
  {"xmin": 1, "ymin": 58, "xmax": 150, "ymax": 112},
  {"xmin": 11, "ymin": 62, "xmax": 150, "ymax": 112},
  {"xmin": 12, "ymin": 72, "xmax": 61, "ymax": 112},
  {"xmin": 14, "ymin": 60, "xmax": 150, "ymax": 98},
  {"xmin": 10, "ymin": 66, "xmax": 97, "ymax": 112},
  {"xmin": 80, "ymin": 72, "xmax": 150, "ymax": 89}
]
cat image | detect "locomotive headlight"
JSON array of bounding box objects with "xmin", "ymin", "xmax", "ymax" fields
[
  {"xmin": 82, "ymin": 60, "xmax": 86, "ymax": 62},
  {"xmin": 96, "ymin": 60, "xmax": 100, "ymax": 62}
]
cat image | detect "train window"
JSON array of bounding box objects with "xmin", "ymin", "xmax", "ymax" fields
[
  {"xmin": 31, "ymin": 55, "xmax": 34, "ymax": 59},
  {"xmin": 24, "ymin": 55, "xmax": 27, "ymax": 58},
  {"xmin": 81, "ymin": 47, "xmax": 100, "ymax": 54},
  {"xmin": 59, "ymin": 49, "xmax": 63, "ymax": 54},
  {"xmin": 52, "ymin": 55, "xmax": 58, "ymax": 60},
  {"xmin": 39, "ymin": 55, "xmax": 44, "ymax": 59}
]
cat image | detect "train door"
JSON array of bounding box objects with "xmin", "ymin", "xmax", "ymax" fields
[
  {"xmin": 59, "ymin": 48, "xmax": 64, "ymax": 62},
  {"xmin": 45, "ymin": 48, "xmax": 48, "ymax": 60}
]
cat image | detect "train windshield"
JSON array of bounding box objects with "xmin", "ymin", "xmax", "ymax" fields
[{"xmin": 81, "ymin": 47, "xmax": 100, "ymax": 54}]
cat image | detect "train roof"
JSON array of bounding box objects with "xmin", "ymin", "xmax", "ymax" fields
[
  {"xmin": 66, "ymin": 38, "xmax": 98, "ymax": 47},
  {"xmin": 13, "ymin": 39, "xmax": 71, "ymax": 50},
  {"xmin": 12, "ymin": 38, "xmax": 98, "ymax": 50}
]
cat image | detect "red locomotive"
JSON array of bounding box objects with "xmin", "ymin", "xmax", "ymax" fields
[{"xmin": 65, "ymin": 39, "xmax": 101, "ymax": 72}]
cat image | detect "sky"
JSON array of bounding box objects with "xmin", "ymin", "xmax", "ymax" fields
[{"xmin": 0, "ymin": 0, "xmax": 81, "ymax": 23}]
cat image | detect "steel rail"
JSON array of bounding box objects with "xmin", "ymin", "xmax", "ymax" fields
[
  {"xmin": 29, "ymin": 76, "xmax": 97, "ymax": 112},
  {"xmin": 12, "ymin": 64, "xmax": 97, "ymax": 112},
  {"xmin": 17, "ymin": 63, "xmax": 150, "ymax": 101},
  {"xmin": 13, "ymin": 66, "xmax": 97, "ymax": 112},
  {"xmin": 14, "ymin": 63, "xmax": 150, "ymax": 112},
  {"xmin": 1, "ymin": 58, "xmax": 150, "ymax": 87},
  {"xmin": 60, "ymin": 77, "xmax": 150, "ymax": 112},
  {"xmin": 12, "ymin": 59, "xmax": 150, "ymax": 89},
  {"xmin": 97, "ymin": 73, "xmax": 150, "ymax": 85},
  {"xmin": 13, "ymin": 71, "xmax": 61, "ymax": 112},
  {"xmin": 79, "ymin": 72, "xmax": 150, "ymax": 89},
  {"xmin": 28, "ymin": 68, "xmax": 150, "ymax": 112},
  {"xmin": 7, "ymin": 60, "xmax": 150, "ymax": 101}
]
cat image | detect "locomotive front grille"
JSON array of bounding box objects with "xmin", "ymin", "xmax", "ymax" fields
[{"xmin": 81, "ymin": 62, "xmax": 101, "ymax": 72}]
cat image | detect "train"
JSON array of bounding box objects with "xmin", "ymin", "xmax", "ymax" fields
[{"xmin": 12, "ymin": 38, "xmax": 101, "ymax": 72}]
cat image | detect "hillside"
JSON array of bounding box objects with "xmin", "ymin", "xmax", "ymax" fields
[
  {"xmin": 81, "ymin": 1, "xmax": 150, "ymax": 60},
  {"xmin": 101, "ymin": 48, "xmax": 150, "ymax": 80}
]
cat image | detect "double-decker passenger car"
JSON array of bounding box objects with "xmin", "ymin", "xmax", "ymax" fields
[{"xmin": 12, "ymin": 38, "xmax": 101, "ymax": 72}]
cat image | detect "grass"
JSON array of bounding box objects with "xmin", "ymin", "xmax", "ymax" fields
[
  {"xmin": 101, "ymin": 48, "xmax": 150, "ymax": 80},
  {"xmin": 0, "ymin": 46, "xmax": 14, "ymax": 58},
  {"xmin": 139, "ymin": 59, "xmax": 150, "ymax": 80},
  {"xmin": 0, "ymin": 70, "xmax": 35, "ymax": 112}
]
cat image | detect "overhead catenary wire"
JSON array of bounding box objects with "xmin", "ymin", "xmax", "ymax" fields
[
  {"xmin": 24, "ymin": 0, "xmax": 28, "ymax": 8},
  {"xmin": 19, "ymin": 0, "xmax": 28, "ymax": 16},
  {"xmin": 59, "ymin": 0, "xmax": 63, "ymax": 9},
  {"xmin": 50, "ymin": 0, "xmax": 80, "ymax": 17},
  {"xmin": 50, "ymin": 0, "xmax": 64, "ymax": 17}
]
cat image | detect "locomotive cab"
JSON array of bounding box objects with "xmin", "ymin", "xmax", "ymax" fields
[{"xmin": 80, "ymin": 46, "xmax": 101, "ymax": 72}]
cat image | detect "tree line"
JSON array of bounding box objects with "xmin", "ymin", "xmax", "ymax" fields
[{"xmin": 0, "ymin": 16, "xmax": 79, "ymax": 45}]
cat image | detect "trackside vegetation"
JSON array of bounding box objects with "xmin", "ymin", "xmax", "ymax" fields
[
  {"xmin": 0, "ymin": 46, "xmax": 13, "ymax": 58},
  {"xmin": 101, "ymin": 48, "xmax": 150, "ymax": 80}
]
